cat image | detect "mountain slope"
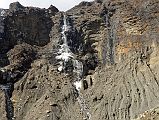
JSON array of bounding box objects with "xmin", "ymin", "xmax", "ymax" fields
[{"xmin": 1, "ymin": 0, "xmax": 159, "ymax": 120}]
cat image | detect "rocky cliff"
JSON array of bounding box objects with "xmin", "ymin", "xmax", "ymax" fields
[{"xmin": 1, "ymin": 0, "xmax": 159, "ymax": 120}]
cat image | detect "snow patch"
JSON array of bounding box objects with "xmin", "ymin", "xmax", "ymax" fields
[
  {"xmin": 73, "ymin": 60, "xmax": 83, "ymax": 79},
  {"xmin": 56, "ymin": 52, "xmax": 73, "ymax": 61},
  {"xmin": 74, "ymin": 81, "xmax": 82, "ymax": 91},
  {"xmin": 57, "ymin": 66, "xmax": 63, "ymax": 72},
  {"xmin": 0, "ymin": 10, "xmax": 5, "ymax": 16}
]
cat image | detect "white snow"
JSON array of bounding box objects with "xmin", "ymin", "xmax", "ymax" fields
[
  {"xmin": 55, "ymin": 14, "xmax": 83, "ymax": 91},
  {"xmin": 56, "ymin": 52, "xmax": 73, "ymax": 61},
  {"xmin": 74, "ymin": 81, "xmax": 82, "ymax": 91},
  {"xmin": 0, "ymin": 69, "xmax": 5, "ymax": 72},
  {"xmin": 55, "ymin": 14, "xmax": 74, "ymax": 73},
  {"xmin": 0, "ymin": 10, "xmax": 5, "ymax": 16},
  {"xmin": 73, "ymin": 60, "xmax": 83, "ymax": 79},
  {"xmin": 57, "ymin": 66, "xmax": 63, "ymax": 72},
  {"xmin": 56, "ymin": 14, "xmax": 73, "ymax": 62},
  {"xmin": 55, "ymin": 14, "xmax": 91, "ymax": 120}
]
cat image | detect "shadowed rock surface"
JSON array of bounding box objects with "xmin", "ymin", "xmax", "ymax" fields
[{"xmin": 1, "ymin": 0, "xmax": 159, "ymax": 120}]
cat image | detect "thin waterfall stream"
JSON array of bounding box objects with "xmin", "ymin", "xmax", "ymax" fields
[{"xmin": 56, "ymin": 14, "xmax": 91, "ymax": 120}]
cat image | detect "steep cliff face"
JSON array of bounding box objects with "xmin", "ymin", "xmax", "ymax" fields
[
  {"xmin": 1, "ymin": 0, "xmax": 159, "ymax": 120},
  {"xmin": 74, "ymin": 0, "xmax": 159, "ymax": 120},
  {"xmin": 5, "ymin": 2, "xmax": 57, "ymax": 47}
]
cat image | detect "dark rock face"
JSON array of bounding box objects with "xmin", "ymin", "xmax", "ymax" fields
[
  {"xmin": 0, "ymin": 2, "xmax": 58, "ymax": 67},
  {"xmin": 1, "ymin": 0, "xmax": 159, "ymax": 120},
  {"xmin": 0, "ymin": 9, "xmax": 6, "ymax": 43},
  {"xmin": 48, "ymin": 5, "xmax": 59, "ymax": 16},
  {"xmin": 9, "ymin": 2, "xmax": 24, "ymax": 12},
  {"xmin": 0, "ymin": 2, "xmax": 59, "ymax": 120},
  {"xmin": 0, "ymin": 2, "xmax": 59, "ymax": 58},
  {"xmin": 0, "ymin": 9, "xmax": 10, "ymax": 67},
  {"xmin": 5, "ymin": 7, "xmax": 53, "ymax": 47}
]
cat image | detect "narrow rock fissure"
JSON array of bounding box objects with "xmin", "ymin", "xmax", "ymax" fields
[
  {"xmin": 0, "ymin": 70, "xmax": 14, "ymax": 120},
  {"xmin": 102, "ymin": 7, "xmax": 115, "ymax": 65}
]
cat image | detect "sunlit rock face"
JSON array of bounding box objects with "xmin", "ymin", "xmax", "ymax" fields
[{"xmin": 66, "ymin": 0, "xmax": 159, "ymax": 120}]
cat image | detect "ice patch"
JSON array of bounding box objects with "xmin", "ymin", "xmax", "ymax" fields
[
  {"xmin": 56, "ymin": 14, "xmax": 73, "ymax": 62},
  {"xmin": 74, "ymin": 81, "xmax": 82, "ymax": 91},
  {"xmin": 56, "ymin": 52, "xmax": 73, "ymax": 61},
  {"xmin": 73, "ymin": 60, "xmax": 83, "ymax": 78},
  {"xmin": 55, "ymin": 14, "xmax": 91, "ymax": 120},
  {"xmin": 58, "ymin": 44, "xmax": 71, "ymax": 54},
  {"xmin": 0, "ymin": 10, "xmax": 5, "ymax": 16},
  {"xmin": 57, "ymin": 66, "xmax": 63, "ymax": 72}
]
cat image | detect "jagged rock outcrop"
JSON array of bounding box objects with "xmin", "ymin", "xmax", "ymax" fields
[
  {"xmin": 9, "ymin": 2, "xmax": 25, "ymax": 12},
  {"xmin": 1, "ymin": 0, "xmax": 159, "ymax": 120},
  {"xmin": 0, "ymin": 2, "xmax": 59, "ymax": 120},
  {"xmin": 5, "ymin": 5, "xmax": 53, "ymax": 47}
]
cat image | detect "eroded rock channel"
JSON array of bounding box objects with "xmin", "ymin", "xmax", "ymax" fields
[
  {"xmin": 0, "ymin": 70, "xmax": 14, "ymax": 120},
  {"xmin": 55, "ymin": 14, "xmax": 91, "ymax": 120}
]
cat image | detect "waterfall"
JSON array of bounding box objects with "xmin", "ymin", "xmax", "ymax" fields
[
  {"xmin": 56, "ymin": 15, "xmax": 73, "ymax": 71},
  {"xmin": 0, "ymin": 10, "xmax": 5, "ymax": 16},
  {"xmin": 56, "ymin": 14, "xmax": 91, "ymax": 120}
]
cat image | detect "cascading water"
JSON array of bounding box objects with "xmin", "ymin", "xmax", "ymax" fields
[
  {"xmin": 56, "ymin": 14, "xmax": 91, "ymax": 120},
  {"xmin": 56, "ymin": 14, "xmax": 73, "ymax": 71}
]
